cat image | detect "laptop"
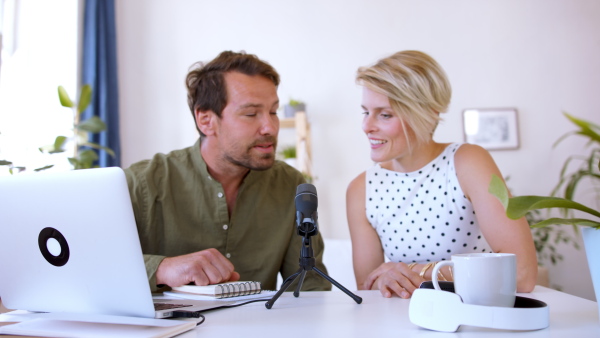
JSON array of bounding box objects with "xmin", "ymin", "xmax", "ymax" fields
[{"xmin": 0, "ymin": 167, "xmax": 233, "ymax": 318}]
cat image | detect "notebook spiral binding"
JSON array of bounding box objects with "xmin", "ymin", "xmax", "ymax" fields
[{"xmin": 216, "ymin": 281, "xmax": 262, "ymax": 299}]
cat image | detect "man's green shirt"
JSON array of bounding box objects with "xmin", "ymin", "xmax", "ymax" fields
[{"xmin": 124, "ymin": 139, "xmax": 331, "ymax": 292}]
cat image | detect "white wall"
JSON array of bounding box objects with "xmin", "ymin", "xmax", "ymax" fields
[{"xmin": 115, "ymin": 0, "xmax": 600, "ymax": 300}]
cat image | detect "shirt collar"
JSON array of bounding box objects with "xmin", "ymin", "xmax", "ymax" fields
[{"xmin": 190, "ymin": 138, "xmax": 213, "ymax": 180}]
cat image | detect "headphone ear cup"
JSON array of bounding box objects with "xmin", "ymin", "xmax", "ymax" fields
[
  {"xmin": 409, "ymin": 289, "xmax": 549, "ymax": 332},
  {"xmin": 38, "ymin": 227, "xmax": 70, "ymax": 267}
]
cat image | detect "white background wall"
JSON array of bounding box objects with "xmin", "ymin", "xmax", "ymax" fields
[{"xmin": 115, "ymin": 0, "xmax": 600, "ymax": 300}]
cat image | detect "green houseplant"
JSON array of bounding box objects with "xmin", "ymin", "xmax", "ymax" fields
[
  {"xmin": 504, "ymin": 176, "xmax": 579, "ymax": 270},
  {"xmin": 284, "ymin": 99, "xmax": 306, "ymax": 118},
  {"xmin": 489, "ymin": 174, "xmax": 599, "ymax": 228},
  {"xmin": 279, "ymin": 145, "xmax": 298, "ymax": 173},
  {"xmin": 502, "ymin": 113, "xmax": 599, "ymax": 277},
  {"xmin": 278, "ymin": 145, "xmax": 314, "ymax": 183},
  {"xmin": 280, "ymin": 145, "xmax": 296, "ymax": 160},
  {"xmin": 489, "ymin": 112, "xmax": 600, "ymax": 229},
  {"xmin": 488, "ymin": 112, "xmax": 600, "ymax": 317},
  {"xmin": 39, "ymin": 85, "xmax": 115, "ymax": 170},
  {"xmin": 2, "ymin": 85, "xmax": 113, "ymax": 173}
]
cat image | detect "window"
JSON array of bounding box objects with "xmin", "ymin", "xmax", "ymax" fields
[{"xmin": 0, "ymin": 0, "xmax": 78, "ymax": 175}]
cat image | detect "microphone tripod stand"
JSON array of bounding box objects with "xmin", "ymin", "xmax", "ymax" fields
[{"xmin": 265, "ymin": 234, "xmax": 363, "ymax": 309}]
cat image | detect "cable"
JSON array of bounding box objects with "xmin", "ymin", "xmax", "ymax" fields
[
  {"xmin": 200, "ymin": 298, "xmax": 270, "ymax": 312},
  {"xmin": 172, "ymin": 298, "xmax": 269, "ymax": 327},
  {"xmin": 171, "ymin": 311, "xmax": 206, "ymax": 326}
]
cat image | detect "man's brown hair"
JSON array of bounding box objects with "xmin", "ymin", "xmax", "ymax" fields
[{"xmin": 186, "ymin": 51, "xmax": 280, "ymax": 136}]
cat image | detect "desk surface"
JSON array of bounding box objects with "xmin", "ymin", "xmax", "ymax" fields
[
  {"xmin": 1, "ymin": 286, "xmax": 599, "ymax": 337},
  {"xmin": 180, "ymin": 286, "xmax": 600, "ymax": 337}
]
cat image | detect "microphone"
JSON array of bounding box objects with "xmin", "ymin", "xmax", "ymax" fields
[
  {"xmin": 295, "ymin": 183, "xmax": 318, "ymax": 237},
  {"xmin": 265, "ymin": 182, "xmax": 364, "ymax": 309}
]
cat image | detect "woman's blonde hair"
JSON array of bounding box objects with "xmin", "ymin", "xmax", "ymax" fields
[{"xmin": 356, "ymin": 50, "xmax": 451, "ymax": 148}]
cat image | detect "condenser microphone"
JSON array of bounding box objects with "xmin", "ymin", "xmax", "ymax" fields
[
  {"xmin": 265, "ymin": 182, "xmax": 363, "ymax": 309},
  {"xmin": 295, "ymin": 183, "xmax": 318, "ymax": 237}
]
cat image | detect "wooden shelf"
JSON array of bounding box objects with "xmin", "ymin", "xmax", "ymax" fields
[
  {"xmin": 280, "ymin": 112, "xmax": 312, "ymax": 178},
  {"xmin": 280, "ymin": 118, "xmax": 296, "ymax": 129}
]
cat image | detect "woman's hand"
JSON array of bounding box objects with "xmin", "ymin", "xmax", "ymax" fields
[{"xmin": 363, "ymin": 262, "xmax": 424, "ymax": 298}]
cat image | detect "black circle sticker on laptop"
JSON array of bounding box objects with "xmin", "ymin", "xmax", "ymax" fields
[{"xmin": 38, "ymin": 227, "xmax": 70, "ymax": 266}]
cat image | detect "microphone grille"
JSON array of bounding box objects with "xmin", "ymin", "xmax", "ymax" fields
[{"xmin": 296, "ymin": 183, "xmax": 316, "ymax": 195}]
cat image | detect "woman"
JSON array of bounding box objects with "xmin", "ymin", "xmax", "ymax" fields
[{"xmin": 346, "ymin": 50, "xmax": 537, "ymax": 298}]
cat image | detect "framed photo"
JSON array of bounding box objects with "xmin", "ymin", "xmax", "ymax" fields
[{"xmin": 462, "ymin": 108, "xmax": 520, "ymax": 150}]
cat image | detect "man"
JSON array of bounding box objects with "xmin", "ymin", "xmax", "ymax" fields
[{"xmin": 124, "ymin": 51, "xmax": 331, "ymax": 292}]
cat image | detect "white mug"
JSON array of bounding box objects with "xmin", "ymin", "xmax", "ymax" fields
[{"xmin": 432, "ymin": 253, "xmax": 517, "ymax": 307}]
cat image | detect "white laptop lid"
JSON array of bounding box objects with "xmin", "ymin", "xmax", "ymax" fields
[{"xmin": 0, "ymin": 167, "xmax": 157, "ymax": 318}]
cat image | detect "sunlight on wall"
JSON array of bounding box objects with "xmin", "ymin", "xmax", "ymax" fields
[{"xmin": 0, "ymin": 0, "xmax": 77, "ymax": 175}]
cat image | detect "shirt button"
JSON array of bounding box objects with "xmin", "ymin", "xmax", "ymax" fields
[
  {"xmin": 217, "ymin": 192, "xmax": 223, "ymax": 198},
  {"xmin": 226, "ymin": 253, "xmax": 231, "ymax": 258},
  {"xmin": 223, "ymin": 224, "xmax": 228, "ymax": 230}
]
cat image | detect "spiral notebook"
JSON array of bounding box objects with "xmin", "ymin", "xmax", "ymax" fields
[{"xmin": 168, "ymin": 281, "xmax": 264, "ymax": 299}]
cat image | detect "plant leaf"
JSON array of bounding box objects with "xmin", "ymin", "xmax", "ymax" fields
[
  {"xmin": 564, "ymin": 112, "xmax": 600, "ymax": 132},
  {"xmin": 530, "ymin": 217, "xmax": 600, "ymax": 229},
  {"xmin": 33, "ymin": 165, "xmax": 54, "ymax": 172},
  {"xmin": 78, "ymin": 116, "xmax": 106, "ymax": 133},
  {"xmin": 77, "ymin": 149, "xmax": 99, "ymax": 169},
  {"xmin": 53, "ymin": 135, "xmax": 68, "ymax": 150},
  {"xmin": 552, "ymin": 130, "xmax": 577, "ymax": 148},
  {"xmin": 57, "ymin": 86, "xmax": 74, "ymax": 108},
  {"xmin": 38, "ymin": 136, "xmax": 68, "ymax": 154},
  {"xmin": 551, "ymin": 155, "xmax": 576, "ymax": 196},
  {"xmin": 68, "ymin": 157, "xmax": 79, "ymax": 166},
  {"xmin": 488, "ymin": 174, "xmax": 509, "ymax": 210},
  {"xmin": 80, "ymin": 142, "xmax": 115, "ymax": 157},
  {"xmin": 564, "ymin": 112, "xmax": 600, "ymax": 144},
  {"xmin": 0, "ymin": 160, "xmax": 13, "ymax": 166},
  {"xmin": 506, "ymin": 195, "xmax": 600, "ymax": 219},
  {"xmin": 9, "ymin": 166, "xmax": 25, "ymax": 174},
  {"xmin": 77, "ymin": 84, "xmax": 92, "ymax": 114}
]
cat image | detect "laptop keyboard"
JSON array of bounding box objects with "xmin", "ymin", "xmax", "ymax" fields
[{"xmin": 154, "ymin": 303, "xmax": 193, "ymax": 311}]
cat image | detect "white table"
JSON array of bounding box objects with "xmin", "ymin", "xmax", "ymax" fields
[
  {"xmin": 1, "ymin": 286, "xmax": 599, "ymax": 337},
  {"xmin": 181, "ymin": 286, "xmax": 599, "ymax": 337}
]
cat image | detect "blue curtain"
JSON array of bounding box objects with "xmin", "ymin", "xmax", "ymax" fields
[{"xmin": 81, "ymin": 0, "xmax": 120, "ymax": 167}]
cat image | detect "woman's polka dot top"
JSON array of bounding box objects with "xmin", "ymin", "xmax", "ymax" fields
[{"xmin": 365, "ymin": 143, "xmax": 492, "ymax": 263}]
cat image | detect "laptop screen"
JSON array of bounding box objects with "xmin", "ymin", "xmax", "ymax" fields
[{"xmin": 0, "ymin": 167, "xmax": 156, "ymax": 318}]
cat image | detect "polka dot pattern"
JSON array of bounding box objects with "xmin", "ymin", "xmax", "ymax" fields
[{"xmin": 365, "ymin": 143, "xmax": 492, "ymax": 263}]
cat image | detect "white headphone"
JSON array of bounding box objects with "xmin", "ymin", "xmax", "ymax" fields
[{"xmin": 409, "ymin": 288, "xmax": 549, "ymax": 332}]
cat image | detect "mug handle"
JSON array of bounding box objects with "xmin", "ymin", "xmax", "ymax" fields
[{"xmin": 431, "ymin": 261, "xmax": 453, "ymax": 290}]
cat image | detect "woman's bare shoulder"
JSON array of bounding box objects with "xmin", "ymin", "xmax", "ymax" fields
[
  {"xmin": 455, "ymin": 143, "xmax": 497, "ymax": 169},
  {"xmin": 347, "ymin": 171, "xmax": 367, "ymax": 194}
]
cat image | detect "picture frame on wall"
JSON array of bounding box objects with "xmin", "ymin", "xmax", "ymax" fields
[{"xmin": 462, "ymin": 108, "xmax": 520, "ymax": 150}]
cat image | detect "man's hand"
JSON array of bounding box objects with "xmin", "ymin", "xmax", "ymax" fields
[
  {"xmin": 363, "ymin": 262, "xmax": 423, "ymax": 298},
  {"xmin": 155, "ymin": 248, "xmax": 241, "ymax": 287}
]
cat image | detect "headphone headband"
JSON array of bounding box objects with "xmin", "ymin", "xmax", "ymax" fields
[{"xmin": 409, "ymin": 288, "xmax": 549, "ymax": 332}]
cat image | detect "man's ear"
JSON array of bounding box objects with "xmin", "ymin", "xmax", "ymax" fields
[{"xmin": 196, "ymin": 109, "xmax": 217, "ymax": 136}]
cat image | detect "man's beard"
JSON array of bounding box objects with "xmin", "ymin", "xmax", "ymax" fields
[{"xmin": 224, "ymin": 137, "xmax": 278, "ymax": 171}]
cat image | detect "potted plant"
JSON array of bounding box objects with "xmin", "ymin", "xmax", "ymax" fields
[
  {"xmin": 528, "ymin": 208, "xmax": 580, "ymax": 288},
  {"xmin": 38, "ymin": 85, "xmax": 115, "ymax": 170},
  {"xmin": 2, "ymin": 85, "xmax": 113, "ymax": 174},
  {"xmin": 505, "ymin": 175, "xmax": 580, "ymax": 283},
  {"xmin": 488, "ymin": 112, "xmax": 600, "ymax": 317},
  {"xmin": 284, "ymin": 99, "xmax": 306, "ymax": 118},
  {"xmin": 279, "ymin": 145, "xmax": 297, "ymax": 168}
]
